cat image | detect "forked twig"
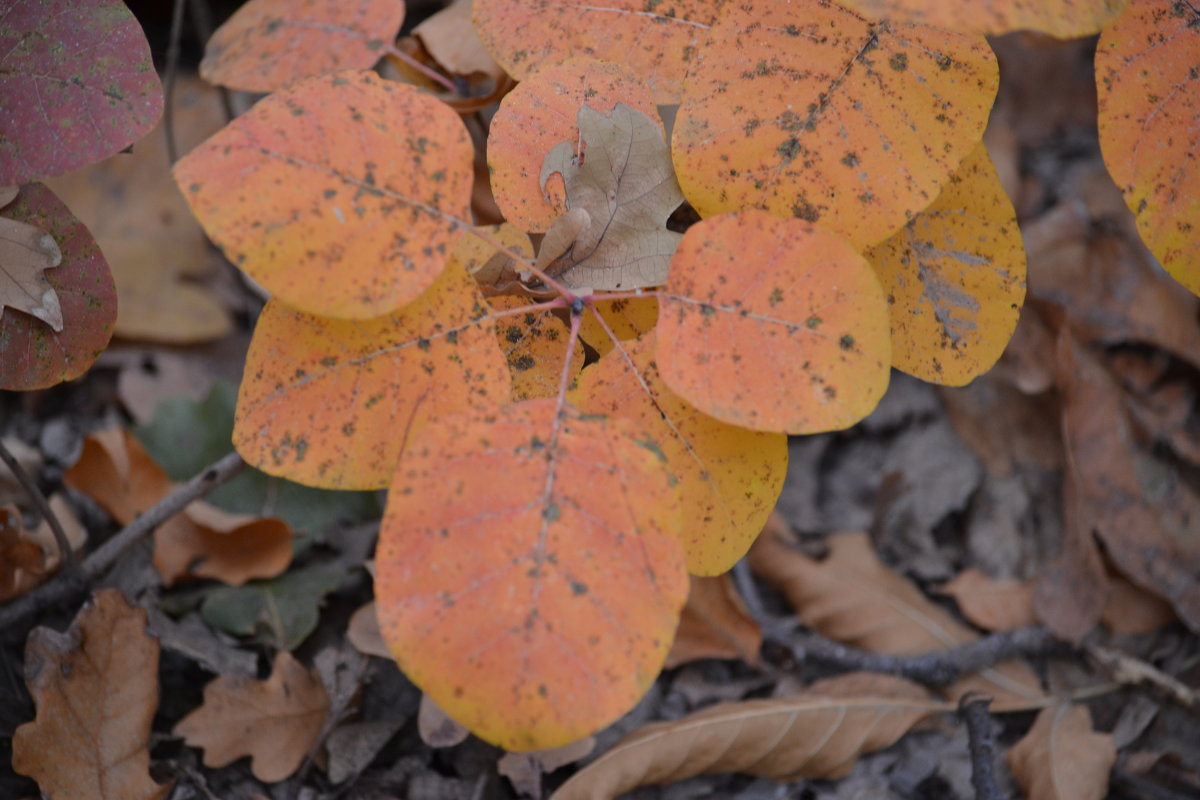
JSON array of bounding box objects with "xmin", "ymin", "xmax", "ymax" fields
[{"xmin": 0, "ymin": 438, "xmax": 74, "ymax": 570}]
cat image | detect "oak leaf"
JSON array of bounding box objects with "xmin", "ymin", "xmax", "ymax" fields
[
  {"xmin": 536, "ymin": 103, "xmax": 683, "ymax": 292},
  {"xmin": 175, "ymin": 651, "xmax": 331, "ymax": 783},
  {"xmin": 0, "ymin": 195, "xmax": 63, "ymax": 330},
  {"xmin": 1006, "ymin": 704, "xmax": 1116, "ymax": 800},
  {"xmin": 12, "ymin": 589, "xmax": 167, "ymax": 800}
]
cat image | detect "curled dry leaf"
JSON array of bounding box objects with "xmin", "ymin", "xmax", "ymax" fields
[
  {"xmin": 12, "ymin": 589, "xmax": 167, "ymax": 800},
  {"xmin": 550, "ymin": 673, "xmax": 944, "ymax": 800},
  {"xmin": 666, "ymin": 574, "xmax": 762, "ymax": 669},
  {"xmin": 1006, "ymin": 704, "xmax": 1116, "ymax": 800},
  {"xmin": 175, "ymin": 651, "xmax": 331, "ymax": 784},
  {"xmin": 842, "ymin": 0, "xmax": 1129, "ymax": 37},
  {"xmin": 939, "ymin": 568, "xmax": 1036, "ymax": 633}
]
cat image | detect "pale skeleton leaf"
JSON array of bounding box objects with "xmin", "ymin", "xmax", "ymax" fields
[
  {"xmin": 536, "ymin": 103, "xmax": 683, "ymax": 291},
  {"xmin": 0, "ymin": 185, "xmax": 64, "ymax": 331}
]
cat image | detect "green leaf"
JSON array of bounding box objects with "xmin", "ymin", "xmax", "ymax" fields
[{"xmin": 200, "ymin": 564, "xmax": 349, "ymax": 650}]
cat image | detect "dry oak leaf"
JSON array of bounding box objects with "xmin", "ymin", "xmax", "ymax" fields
[
  {"xmin": 657, "ymin": 210, "xmax": 891, "ymax": 434},
  {"xmin": 550, "ymin": 672, "xmax": 944, "ymax": 800},
  {"xmin": 579, "ymin": 294, "xmax": 658, "ymax": 357},
  {"xmin": 233, "ymin": 260, "xmax": 511, "ymax": 490},
  {"xmin": 749, "ymin": 518, "xmax": 1045, "ymax": 710},
  {"xmin": 673, "ymin": 0, "xmax": 998, "ymax": 250},
  {"xmin": 12, "ymin": 589, "xmax": 167, "ymax": 800},
  {"xmin": 414, "ymin": 0, "xmax": 504, "ymax": 81},
  {"xmin": 938, "ymin": 568, "xmax": 1037, "ymax": 632},
  {"xmin": 489, "ymin": 294, "xmax": 585, "ymax": 401},
  {"xmin": 175, "ymin": 651, "xmax": 331, "ymax": 783},
  {"xmin": 201, "ymin": 0, "xmax": 406, "ymax": 92},
  {"xmin": 1097, "ymin": 0, "xmax": 1200, "ymax": 298},
  {"xmin": 842, "ymin": 0, "xmax": 1130, "ymax": 37},
  {"xmin": 866, "ymin": 142, "xmax": 1026, "ymax": 386},
  {"xmin": 487, "ymin": 58, "xmax": 663, "ymax": 233},
  {"xmin": 666, "ymin": 574, "xmax": 762, "ymax": 669},
  {"xmin": 0, "ymin": 193, "xmax": 63, "ymax": 331},
  {"xmin": 175, "ymin": 70, "xmax": 473, "ymax": 320},
  {"xmin": 570, "ymin": 330, "xmax": 787, "ymax": 575},
  {"xmin": 472, "ymin": 0, "xmax": 719, "ymax": 104},
  {"xmin": 376, "ymin": 399, "xmax": 688, "ymax": 751},
  {"xmin": 1006, "ymin": 704, "xmax": 1116, "ymax": 800}
]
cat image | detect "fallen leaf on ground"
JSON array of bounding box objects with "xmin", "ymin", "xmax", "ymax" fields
[
  {"xmin": 1007, "ymin": 703, "xmax": 1116, "ymax": 800},
  {"xmin": 12, "ymin": 589, "xmax": 167, "ymax": 800},
  {"xmin": 175, "ymin": 651, "xmax": 331, "ymax": 783},
  {"xmin": 115, "ymin": 350, "xmax": 216, "ymax": 425},
  {"xmin": 199, "ymin": 564, "xmax": 348, "ymax": 650},
  {"xmin": 346, "ymin": 601, "xmax": 390, "ymax": 659},
  {"xmin": 1101, "ymin": 570, "xmax": 1177, "ymax": 636},
  {"xmin": 939, "ymin": 568, "xmax": 1036, "ymax": 632},
  {"xmin": 666, "ymin": 574, "xmax": 762, "ymax": 668},
  {"xmin": 419, "ymin": 694, "xmax": 471, "ymax": 749},
  {"xmin": 0, "ymin": 505, "xmax": 45, "ymax": 602},
  {"xmin": 500, "ymin": 736, "xmax": 595, "ymax": 799}
]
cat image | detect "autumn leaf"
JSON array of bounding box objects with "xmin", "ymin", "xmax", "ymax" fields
[
  {"xmin": 376, "ymin": 399, "xmax": 688, "ymax": 750},
  {"xmin": 866, "ymin": 142, "xmax": 1026, "ymax": 386},
  {"xmin": 454, "ymin": 221, "xmax": 533, "ymax": 295},
  {"xmin": 657, "ymin": 210, "xmax": 890, "ymax": 434},
  {"xmin": 12, "ymin": 589, "xmax": 167, "ymax": 800},
  {"xmin": 842, "ymin": 0, "xmax": 1130, "ymax": 37},
  {"xmin": 472, "ymin": 0, "xmax": 720, "ymax": 103},
  {"xmin": 1096, "ymin": 0, "xmax": 1200, "ymax": 297},
  {"xmin": 673, "ymin": 0, "xmax": 998, "ymax": 249},
  {"xmin": 175, "ymin": 70, "xmax": 474, "ymax": 319},
  {"xmin": 1007, "ymin": 704, "xmax": 1116, "ymax": 800},
  {"xmin": 939, "ymin": 568, "xmax": 1036, "ymax": 632},
  {"xmin": 0, "ymin": 505, "xmax": 45, "ymax": 602},
  {"xmin": 579, "ymin": 295, "xmax": 659, "ymax": 357},
  {"xmin": 200, "ymin": 0, "xmax": 406, "ymax": 92},
  {"xmin": 199, "ymin": 564, "xmax": 349, "ymax": 650},
  {"xmin": 175, "ymin": 651, "xmax": 331, "ymax": 783},
  {"xmin": 570, "ymin": 330, "xmax": 787, "ymax": 574},
  {"xmin": 0, "ymin": 189, "xmax": 62, "ymax": 330},
  {"xmin": 489, "ymin": 294, "xmax": 585, "ymax": 401},
  {"xmin": 0, "ymin": 0, "xmax": 163, "ymax": 184},
  {"xmin": 666, "ymin": 574, "xmax": 762, "ymax": 669},
  {"xmin": 550, "ymin": 673, "xmax": 945, "ymax": 799},
  {"xmin": 413, "ymin": 0, "xmax": 503, "ymax": 81}
]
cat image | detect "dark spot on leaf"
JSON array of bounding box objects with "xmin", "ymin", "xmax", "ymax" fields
[
  {"xmin": 840, "ymin": 334, "xmax": 855, "ymax": 350},
  {"xmin": 513, "ymin": 354, "xmax": 536, "ymax": 371}
]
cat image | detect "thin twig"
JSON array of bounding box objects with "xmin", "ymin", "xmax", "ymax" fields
[
  {"xmin": 0, "ymin": 451, "xmax": 245, "ymax": 634},
  {"xmin": 0, "ymin": 438, "xmax": 74, "ymax": 570},
  {"xmin": 959, "ymin": 692, "xmax": 1007, "ymax": 800},
  {"xmin": 383, "ymin": 42, "xmax": 459, "ymax": 94},
  {"xmin": 1085, "ymin": 642, "xmax": 1198, "ymax": 710},
  {"xmin": 164, "ymin": 0, "xmax": 188, "ymax": 164}
]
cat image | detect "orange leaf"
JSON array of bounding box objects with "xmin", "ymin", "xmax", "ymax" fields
[
  {"xmin": 1097, "ymin": 0, "xmax": 1200, "ymax": 297},
  {"xmin": 579, "ymin": 295, "xmax": 658, "ymax": 357},
  {"xmin": 1006, "ymin": 704, "xmax": 1116, "ymax": 800},
  {"xmin": 233, "ymin": 261, "xmax": 511, "ymax": 489},
  {"xmin": 488, "ymin": 58, "xmax": 662, "ymax": 232},
  {"xmin": 866, "ymin": 142, "xmax": 1026, "ymax": 385},
  {"xmin": 666, "ymin": 574, "xmax": 762, "ymax": 668},
  {"xmin": 175, "ymin": 651, "xmax": 331, "ymax": 783},
  {"xmin": 842, "ymin": 0, "xmax": 1129, "ymax": 37},
  {"xmin": 175, "ymin": 71, "xmax": 473, "ymax": 319},
  {"xmin": 938, "ymin": 568, "xmax": 1036, "ymax": 632},
  {"xmin": 376, "ymin": 399, "xmax": 688, "ymax": 750},
  {"xmin": 673, "ymin": 0, "xmax": 998, "ymax": 249},
  {"xmin": 472, "ymin": 2, "xmax": 719, "ymax": 103},
  {"xmin": 200, "ymin": 0, "xmax": 405, "ymax": 92},
  {"xmin": 571, "ymin": 330, "xmax": 787, "ymax": 573},
  {"xmin": 0, "ymin": 505, "xmax": 46, "ymax": 602},
  {"xmin": 12, "ymin": 590, "xmax": 167, "ymax": 800},
  {"xmin": 657, "ymin": 210, "xmax": 890, "ymax": 434},
  {"xmin": 64, "ymin": 428, "xmax": 174, "ymax": 526},
  {"xmin": 489, "ymin": 295, "xmax": 584, "ymax": 401}
]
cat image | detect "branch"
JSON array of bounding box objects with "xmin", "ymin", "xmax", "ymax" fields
[
  {"xmin": 0, "ymin": 437, "xmax": 74, "ymax": 570},
  {"xmin": 958, "ymin": 693, "xmax": 1008, "ymax": 800}
]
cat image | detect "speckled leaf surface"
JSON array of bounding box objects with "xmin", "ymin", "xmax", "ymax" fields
[
  {"xmin": 657, "ymin": 210, "xmax": 890, "ymax": 434},
  {"xmin": 376, "ymin": 399, "xmax": 687, "ymax": 751},
  {"xmin": 200, "ymin": 0, "xmax": 405, "ymax": 92},
  {"xmin": 233, "ymin": 262, "xmax": 511, "ymax": 490},
  {"xmin": 0, "ymin": 0, "xmax": 163, "ymax": 184},
  {"xmin": 0, "ymin": 184, "xmax": 116, "ymax": 390},
  {"xmin": 866, "ymin": 143, "xmax": 1026, "ymax": 385},
  {"xmin": 174, "ymin": 71, "xmax": 473, "ymax": 319},
  {"xmin": 488, "ymin": 59, "xmax": 661, "ymax": 232},
  {"xmin": 579, "ymin": 295, "xmax": 659, "ymax": 357},
  {"xmin": 842, "ymin": 0, "xmax": 1129, "ymax": 37},
  {"xmin": 673, "ymin": 0, "xmax": 998, "ymax": 249},
  {"xmin": 488, "ymin": 295, "xmax": 584, "ymax": 400},
  {"xmin": 1097, "ymin": 0, "xmax": 1200, "ymax": 297},
  {"xmin": 472, "ymin": 0, "xmax": 719, "ymax": 103},
  {"xmin": 571, "ymin": 332, "xmax": 787, "ymax": 575}
]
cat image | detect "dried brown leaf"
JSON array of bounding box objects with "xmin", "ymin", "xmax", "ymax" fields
[
  {"xmin": 939, "ymin": 568, "xmax": 1037, "ymax": 632},
  {"xmin": 666, "ymin": 574, "xmax": 762, "ymax": 669},
  {"xmin": 1007, "ymin": 704, "xmax": 1115, "ymax": 800},
  {"xmin": 0, "ymin": 505, "xmax": 45, "ymax": 602},
  {"xmin": 346, "ymin": 600, "xmax": 390, "ymax": 659},
  {"xmin": 499, "ymin": 736, "xmax": 595, "ymax": 799},
  {"xmin": 419, "ymin": 693, "xmax": 470, "ymax": 748},
  {"xmin": 0, "ymin": 209, "xmax": 63, "ymax": 331},
  {"xmin": 1101, "ymin": 568, "xmax": 1177, "ymax": 635}
]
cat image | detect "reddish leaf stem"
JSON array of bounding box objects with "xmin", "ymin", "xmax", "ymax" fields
[
  {"xmin": 463, "ymin": 225, "xmax": 576, "ymax": 301},
  {"xmin": 383, "ymin": 42, "xmax": 459, "ymax": 95}
]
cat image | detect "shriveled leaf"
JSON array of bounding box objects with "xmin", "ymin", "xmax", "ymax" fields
[
  {"xmin": 200, "ymin": 564, "xmax": 349, "ymax": 650},
  {"xmin": 490, "ymin": 295, "xmax": 584, "ymax": 400},
  {"xmin": 1097, "ymin": 0, "xmax": 1200, "ymax": 297},
  {"xmin": 571, "ymin": 331, "xmax": 787, "ymax": 574},
  {"xmin": 674, "ymin": 0, "xmax": 998, "ymax": 249},
  {"xmin": 419, "ymin": 694, "xmax": 471, "ymax": 748},
  {"xmin": 376, "ymin": 399, "xmax": 688, "ymax": 750},
  {"xmin": 175, "ymin": 651, "xmax": 331, "ymax": 783},
  {"xmin": 175, "ymin": 71, "xmax": 473, "ymax": 319},
  {"xmin": 939, "ymin": 568, "xmax": 1036, "ymax": 632},
  {"xmin": 657, "ymin": 210, "xmax": 890, "ymax": 434},
  {"xmin": 842, "ymin": 0, "xmax": 1129, "ymax": 37},
  {"xmin": 1006, "ymin": 704, "xmax": 1116, "ymax": 800},
  {"xmin": 234, "ymin": 261, "xmax": 511, "ymax": 489},
  {"xmin": 0, "ymin": 0, "xmax": 162, "ymax": 184},
  {"xmin": 550, "ymin": 673, "xmax": 943, "ymax": 799},
  {"xmin": 12, "ymin": 590, "xmax": 166, "ymax": 800},
  {"xmin": 455, "ymin": 222, "xmax": 533, "ymax": 294},
  {"xmin": 0, "ymin": 184, "xmax": 116, "ymax": 390},
  {"xmin": 488, "ymin": 59, "xmax": 662, "ymax": 233},
  {"xmin": 666, "ymin": 574, "xmax": 762, "ymax": 668},
  {"xmin": 579, "ymin": 295, "xmax": 658, "ymax": 357},
  {"xmin": 472, "ymin": 1, "xmax": 719, "ymax": 103},
  {"xmin": 0, "ymin": 505, "xmax": 45, "ymax": 602},
  {"xmin": 201, "ymin": 0, "xmax": 405, "ymax": 92},
  {"xmin": 866, "ymin": 143, "xmax": 1026, "ymax": 385}
]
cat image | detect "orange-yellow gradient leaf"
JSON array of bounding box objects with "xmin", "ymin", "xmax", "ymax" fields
[
  {"xmin": 866, "ymin": 143, "xmax": 1026, "ymax": 385},
  {"xmin": 376, "ymin": 399, "xmax": 688, "ymax": 750},
  {"xmin": 472, "ymin": 1, "xmax": 719, "ymax": 103},
  {"xmin": 200, "ymin": 0, "xmax": 405, "ymax": 92},
  {"xmin": 488, "ymin": 59, "xmax": 661, "ymax": 232},
  {"xmin": 174, "ymin": 71, "xmax": 473, "ymax": 319},
  {"xmin": 842, "ymin": 0, "xmax": 1129, "ymax": 37},
  {"xmin": 1097, "ymin": 0, "xmax": 1200, "ymax": 297},
  {"xmin": 453, "ymin": 222, "xmax": 533, "ymax": 292},
  {"xmin": 489, "ymin": 295, "xmax": 584, "ymax": 400},
  {"xmin": 579, "ymin": 295, "xmax": 659, "ymax": 357},
  {"xmin": 570, "ymin": 332, "xmax": 786, "ymax": 575},
  {"xmin": 673, "ymin": 0, "xmax": 998, "ymax": 249},
  {"xmin": 657, "ymin": 211, "xmax": 890, "ymax": 434},
  {"xmin": 234, "ymin": 263, "xmax": 511, "ymax": 490}
]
